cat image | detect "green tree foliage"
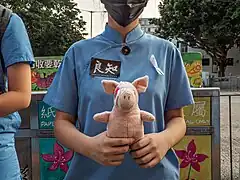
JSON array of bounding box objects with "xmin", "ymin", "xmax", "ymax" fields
[
  {"xmin": 151, "ymin": 0, "xmax": 240, "ymax": 77},
  {"xmin": 1, "ymin": 0, "xmax": 87, "ymax": 56}
]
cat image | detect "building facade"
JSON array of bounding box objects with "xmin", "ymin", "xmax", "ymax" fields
[
  {"xmin": 166, "ymin": 38, "xmax": 240, "ymax": 77},
  {"xmin": 139, "ymin": 18, "xmax": 158, "ymax": 35},
  {"xmin": 187, "ymin": 46, "xmax": 240, "ymax": 76}
]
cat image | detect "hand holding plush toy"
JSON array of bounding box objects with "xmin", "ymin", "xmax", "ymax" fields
[{"xmin": 93, "ymin": 75, "xmax": 155, "ymax": 142}]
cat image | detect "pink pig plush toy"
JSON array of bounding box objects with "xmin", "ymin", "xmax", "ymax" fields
[{"xmin": 93, "ymin": 75, "xmax": 155, "ymax": 142}]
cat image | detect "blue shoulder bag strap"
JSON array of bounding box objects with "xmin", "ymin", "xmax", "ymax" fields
[{"xmin": 0, "ymin": 5, "xmax": 12, "ymax": 93}]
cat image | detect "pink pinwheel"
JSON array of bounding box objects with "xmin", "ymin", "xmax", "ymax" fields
[
  {"xmin": 175, "ymin": 139, "xmax": 208, "ymax": 179},
  {"xmin": 41, "ymin": 141, "xmax": 73, "ymax": 173}
]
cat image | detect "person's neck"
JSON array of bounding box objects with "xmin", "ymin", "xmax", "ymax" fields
[{"xmin": 108, "ymin": 16, "xmax": 139, "ymax": 42}]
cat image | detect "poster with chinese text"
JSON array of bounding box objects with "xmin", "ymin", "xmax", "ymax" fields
[
  {"xmin": 184, "ymin": 97, "xmax": 211, "ymax": 126},
  {"xmin": 31, "ymin": 56, "xmax": 62, "ymax": 91},
  {"xmin": 174, "ymin": 135, "xmax": 212, "ymax": 180},
  {"xmin": 38, "ymin": 101, "xmax": 56, "ymax": 129},
  {"xmin": 182, "ymin": 52, "xmax": 203, "ymax": 88}
]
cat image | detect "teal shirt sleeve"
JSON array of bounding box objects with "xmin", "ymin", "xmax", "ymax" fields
[
  {"xmin": 165, "ymin": 47, "xmax": 194, "ymax": 111},
  {"xmin": 43, "ymin": 48, "xmax": 78, "ymax": 117},
  {"xmin": 1, "ymin": 13, "xmax": 35, "ymax": 68}
]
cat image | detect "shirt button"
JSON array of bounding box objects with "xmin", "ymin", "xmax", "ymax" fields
[{"xmin": 121, "ymin": 46, "xmax": 131, "ymax": 55}]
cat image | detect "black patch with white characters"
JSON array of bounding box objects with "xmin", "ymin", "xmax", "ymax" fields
[{"xmin": 90, "ymin": 58, "xmax": 121, "ymax": 78}]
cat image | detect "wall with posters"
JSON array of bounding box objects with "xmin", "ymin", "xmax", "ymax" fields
[
  {"xmin": 38, "ymin": 102, "xmax": 73, "ymax": 180},
  {"xmin": 173, "ymin": 96, "xmax": 214, "ymax": 180}
]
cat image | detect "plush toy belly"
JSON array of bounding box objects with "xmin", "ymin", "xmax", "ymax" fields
[{"xmin": 106, "ymin": 112, "xmax": 144, "ymax": 140}]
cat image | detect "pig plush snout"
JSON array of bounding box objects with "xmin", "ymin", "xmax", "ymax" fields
[{"xmin": 117, "ymin": 89, "xmax": 136, "ymax": 110}]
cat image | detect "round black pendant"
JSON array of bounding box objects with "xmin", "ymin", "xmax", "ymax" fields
[{"xmin": 121, "ymin": 46, "xmax": 131, "ymax": 55}]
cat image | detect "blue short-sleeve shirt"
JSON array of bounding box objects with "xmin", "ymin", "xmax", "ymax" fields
[
  {"xmin": 44, "ymin": 24, "xmax": 194, "ymax": 180},
  {"xmin": 0, "ymin": 13, "xmax": 35, "ymax": 134}
]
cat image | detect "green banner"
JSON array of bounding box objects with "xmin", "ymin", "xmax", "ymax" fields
[
  {"xmin": 38, "ymin": 101, "xmax": 56, "ymax": 129},
  {"xmin": 182, "ymin": 52, "xmax": 203, "ymax": 88},
  {"xmin": 39, "ymin": 138, "xmax": 73, "ymax": 180}
]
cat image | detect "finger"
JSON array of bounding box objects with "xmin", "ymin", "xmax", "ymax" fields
[
  {"xmin": 135, "ymin": 153, "xmax": 155, "ymax": 165},
  {"xmin": 108, "ymin": 154, "xmax": 125, "ymax": 162},
  {"xmin": 103, "ymin": 145, "xmax": 129, "ymax": 156},
  {"xmin": 106, "ymin": 137, "xmax": 134, "ymax": 147},
  {"xmin": 130, "ymin": 137, "xmax": 150, "ymax": 151},
  {"xmin": 108, "ymin": 161, "xmax": 123, "ymax": 166},
  {"xmin": 101, "ymin": 154, "xmax": 124, "ymax": 166},
  {"xmin": 140, "ymin": 158, "xmax": 159, "ymax": 168},
  {"xmin": 110, "ymin": 146, "xmax": 130, "ymax": 155},
  {"xmin": 131, "ymin": 144, "xmax": 152, "ymax": 159}
]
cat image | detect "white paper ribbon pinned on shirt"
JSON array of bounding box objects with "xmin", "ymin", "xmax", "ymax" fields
[{"xmin": 150, "ymin": 55, "xmax": 164, "ymax": 75}]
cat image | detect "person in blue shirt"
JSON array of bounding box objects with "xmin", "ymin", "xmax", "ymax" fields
[
  {"xmin": 0, "ymin": 9, "xmax": 35, "ymax": 180},
  {"xmin": 43, "ymin": 0, "xmax": 194, "ymax": 179}
]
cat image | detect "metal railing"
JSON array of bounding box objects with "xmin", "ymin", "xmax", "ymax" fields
[
  {"xmin": 210, "ymin": 76, "xmax": 240, "ymax": 91},
  {"xmin": 220, "ymin": 92, "xmax": 240, "ymax": 180}
]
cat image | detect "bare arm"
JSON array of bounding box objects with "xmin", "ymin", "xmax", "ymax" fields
[
  {"xmin": 54, "ymin": 111, "xmax": 92, "ymax": 157},
  {"xmin": 0, "ymin": 63, "xmax": 32, "ymax": 117},
  {"xmin": 162, "ymin": 108, "xmax": 186, "ymax": 148}
]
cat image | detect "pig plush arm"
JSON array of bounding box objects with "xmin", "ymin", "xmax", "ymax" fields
[
  {"xmin": 93, "ymin": 111, "xmax": 111, "ymax": 123},
  {"xmin": 140, "ymin": 110, "xmax": 155, "ymax": 122}
]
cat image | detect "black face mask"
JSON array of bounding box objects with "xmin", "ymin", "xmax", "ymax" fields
[{"xmin": 101, "ymin": 0, "xmax": 149, "ymax": 27}]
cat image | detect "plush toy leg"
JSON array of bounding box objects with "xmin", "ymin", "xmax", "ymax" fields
[
  {"xmin": 140, "ymin": 110, "xmax": 155, "ymax": 122},
  {"xmin": 93, "ymin": 111, "xmax": 111, "ymax": 123}
]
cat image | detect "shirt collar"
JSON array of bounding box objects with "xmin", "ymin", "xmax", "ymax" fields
[{"xmin": 101, "ymin": 24, "xmax": 144, "ymax": 44}]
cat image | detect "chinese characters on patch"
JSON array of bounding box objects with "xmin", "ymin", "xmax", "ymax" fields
[{"xmin": 93, "ymin": 60, "xmax": 118, "ymax": 75}]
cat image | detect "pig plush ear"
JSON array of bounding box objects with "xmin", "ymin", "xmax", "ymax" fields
[
  {"xmin": 101, "ymin": 80, "xmax": 119, "ymax": 94},
  {"xmin": 132, "ymin": 75, "xmax": 149, "ymax": 93}
]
